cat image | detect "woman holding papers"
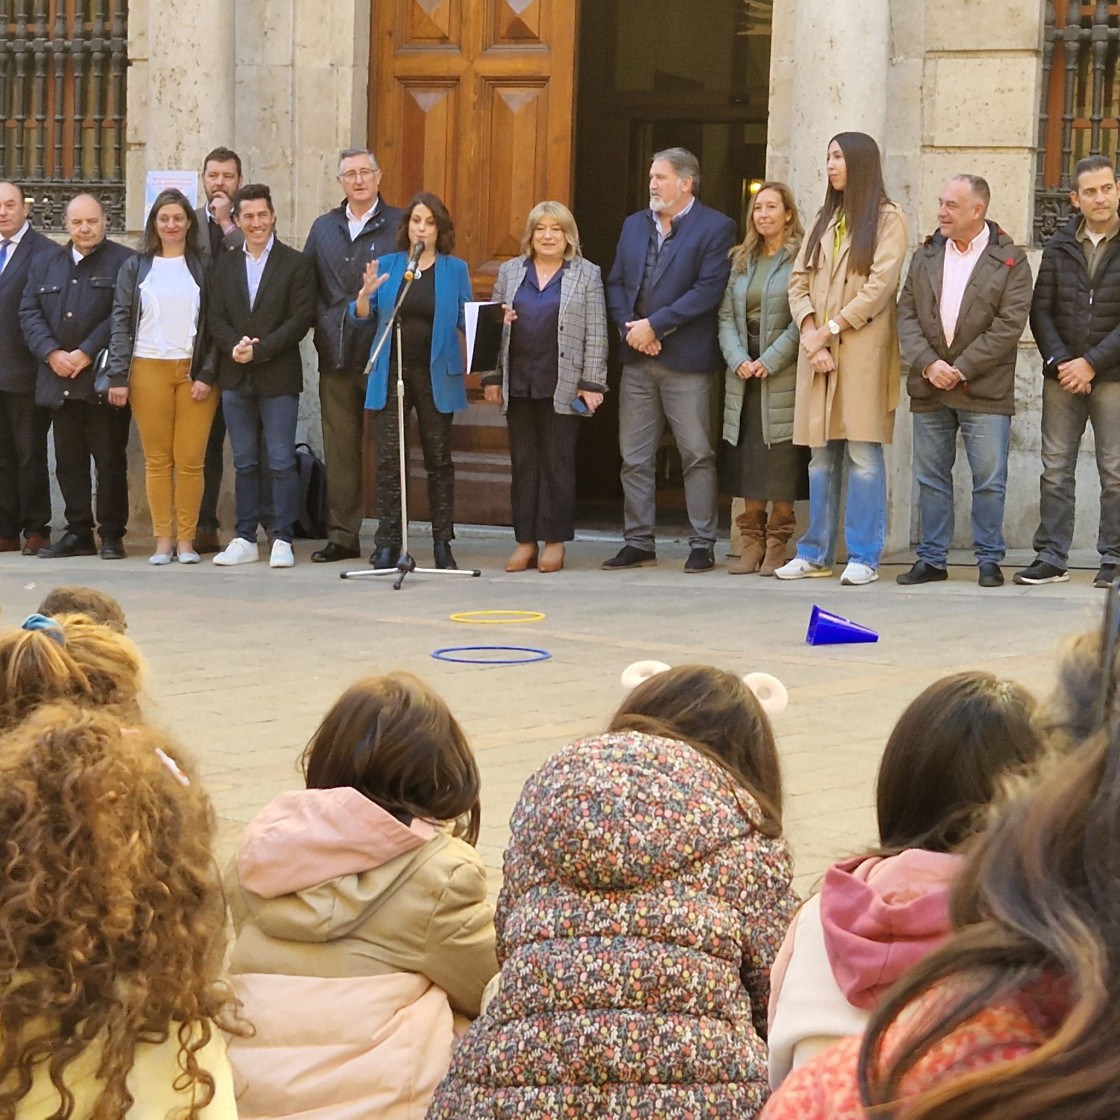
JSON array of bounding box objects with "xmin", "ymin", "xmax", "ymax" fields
[
  {"xmin": 483, "ymin": 201, "xmax": 608, "ymax": 573},
  {"xmin": 353, "ymin": 192, "xmax": 472, "ymax": 571}
]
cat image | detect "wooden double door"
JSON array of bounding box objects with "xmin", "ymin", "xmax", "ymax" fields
[{"xmin": 366, "ymin": 0, "xmax": 579, "ymax": 525}]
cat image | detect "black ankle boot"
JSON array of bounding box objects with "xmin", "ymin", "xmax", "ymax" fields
[
  {"xmin": 371, "ymin": 546, "xmax": 400, "ymax": 569},
  {"xmin": 433, "ymin": 542, "xmax": 457, "ymax": 570}
]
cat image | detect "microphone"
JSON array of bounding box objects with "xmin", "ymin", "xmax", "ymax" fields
[{"xmin": 404, "ymin": 241, "xmax": 424, "ymax": 280}]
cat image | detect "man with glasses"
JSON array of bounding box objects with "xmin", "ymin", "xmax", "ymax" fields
[{"xmin": 303, "ymin": 147, "xmax": 402, "ymax": 562}]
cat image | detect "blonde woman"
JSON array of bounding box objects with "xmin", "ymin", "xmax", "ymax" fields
[
  {"xmin": 483, "ymin": 202, "xmax": 607, "ymax": 574},
  {"xmin": 719, "ymin": 182, "xmax": 808, "ymax": 575}
]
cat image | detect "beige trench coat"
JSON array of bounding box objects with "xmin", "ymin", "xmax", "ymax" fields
[{"xmin": 788, "ymin": 201, "xmax": 908, "ymax": 446}]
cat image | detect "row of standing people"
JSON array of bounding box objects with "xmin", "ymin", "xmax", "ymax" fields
[
  {"xmin": 2, "ymin": 136, "xmax": 1116, "ymax": 583},
  {"xmin": 0, "ymin": 590, "xmax": 1112, "ymax": 1118}
]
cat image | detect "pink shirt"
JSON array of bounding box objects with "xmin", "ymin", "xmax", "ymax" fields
[{"xmin": 940, "ymin": 225, "xmax": 988, "ymax": 348}]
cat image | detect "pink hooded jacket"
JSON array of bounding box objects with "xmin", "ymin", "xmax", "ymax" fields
[
  {"xmin": 225, "ymin": 786, "xmax": 497, "ymax": 1120},
  {"xmin": 767, "ymin": 849, "xmax": 961, "ymax": 1087}
]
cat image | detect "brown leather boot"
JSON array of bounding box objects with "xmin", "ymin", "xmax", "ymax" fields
[
  {"xmin": 728, "ymin": 509, "xmax": 767, "ymax": 574},
  {"xmin": 759, "ymin": 510, "xmax": 797, "ymax": 576}
]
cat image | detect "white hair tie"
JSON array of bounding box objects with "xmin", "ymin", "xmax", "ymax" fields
[{"xmin": 619, "ymin": 661, "xmax": 788, "ymax": 715}]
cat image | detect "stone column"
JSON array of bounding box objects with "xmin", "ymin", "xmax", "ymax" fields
[
  {"xmin": 125, "ymin": 0, "xmax": 236, "ymax": 229},
  {"xmin": 787, "ymin": 0, "xmax": 892, "ymax": 215}
]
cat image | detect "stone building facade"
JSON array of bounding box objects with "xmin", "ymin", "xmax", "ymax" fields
[{"xmin": 103, "ymin": 1, "xmax": 1105, "ymax": 551}]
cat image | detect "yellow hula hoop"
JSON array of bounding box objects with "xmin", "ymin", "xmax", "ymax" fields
[{"xmin": 449, "ymin": 610, "xmax": 546, "ymax": 625}]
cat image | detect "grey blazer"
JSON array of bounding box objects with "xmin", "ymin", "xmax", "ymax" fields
[{"xmin": 486, "ymin": 254, "xmax": 608, "ymax": 416}]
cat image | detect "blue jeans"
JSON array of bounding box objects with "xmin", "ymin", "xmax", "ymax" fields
[
  {"xmin": 1033, "ymin": 377, "xmax": 1120, "ymax": 566},
  {"xmin": 796, "ymin": 439, "xmax": 886, "ymax": 568},
  {"xmin": 912, "ymin": 407, "xmax": 1010, "ymax": 567},
  {"xmin": 222, "ymin": 387, "xmax": 300, "ymax": 543}
]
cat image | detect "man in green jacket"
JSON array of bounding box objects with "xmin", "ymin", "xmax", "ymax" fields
[{"xmin": 895, "ymin": 174, "xmax": 1032, "ymax": 588}]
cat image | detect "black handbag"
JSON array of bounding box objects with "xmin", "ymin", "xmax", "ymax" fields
[{"xmin": 92, "ymin": 348, "xmax": 112, "ymax": 404}]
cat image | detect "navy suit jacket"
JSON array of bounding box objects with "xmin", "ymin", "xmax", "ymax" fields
[
  {"xmin": 0, "ymin": 226, "xmax": 58, "ymax": 393},
  {"xmin": 606, "ymin": 199, "xmax": 736, "ymax": 372}
]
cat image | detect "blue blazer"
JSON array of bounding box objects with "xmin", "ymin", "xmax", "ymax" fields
[
  {"xmin": 354, "ymin": 251, "xmax": 473, "ymax": 414},
  {"xmin": 605, "ymin": 199, "xmax": 737, "ymax": 372}
]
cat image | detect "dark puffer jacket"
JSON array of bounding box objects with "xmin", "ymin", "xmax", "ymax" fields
[
  {"xmin": 427, "ymin": 731, "xmax": 798, "ymax": 1120},
  {"xmin": 1030, "ymin": 213, "xmax": 1120, "ymax": 382}
]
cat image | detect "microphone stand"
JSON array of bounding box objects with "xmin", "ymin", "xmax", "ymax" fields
[{"xmin": 341, "ymin": 259, "xmax": 482, "ymax": 590}]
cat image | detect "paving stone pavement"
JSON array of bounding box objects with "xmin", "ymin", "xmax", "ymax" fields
[{"xmin": 0, "ymin": 528, "xmax": 1103, "ymax": 896}]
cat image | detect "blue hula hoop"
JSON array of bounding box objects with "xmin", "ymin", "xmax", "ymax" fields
[{"xmin": 431, "ymin": 644, "xmax": 551, "ymax": 665}]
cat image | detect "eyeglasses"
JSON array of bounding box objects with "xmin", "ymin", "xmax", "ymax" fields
[
  {"xmin": 339, "ymin": 168, "xmax": 379, "ymax": 183},
  {"xmin": 1095, "ymin": 577, "xmax": 1120, "ymax": 728}
]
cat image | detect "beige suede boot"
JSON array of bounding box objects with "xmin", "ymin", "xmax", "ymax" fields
[
  {"xmin": 759, "ymin": 510, "xmax": 797, "ymax": 576},
  {"xmin": 728, "ymin": 509, "xmax": 767, "ymax": 574}
]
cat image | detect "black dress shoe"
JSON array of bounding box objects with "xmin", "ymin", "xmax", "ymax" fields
[
  {"xmin": 601, "ymin": 545, "xmax": 656, "ymax": 570},
  {"xmin": 684, "ymin": 546, "xmax": 715, "ymax": 573},
  {"xmin": 371, "ymin": 546, "xmax": 400, "ymax": 569},
  {"xmin": 433, "ymin": 542, "xmax": 458, "ymax": 570},
  {"xmin": 978, "ymin": 561, "xmax": 1005, "ymax": 588},
  {"xmin": 38, "ymin": 531, "xmax": 97, "ymax": 559},
  {"xmin": 99, "ymin": 538, "xmax": 126, "ymax": 560},
  {"xmin": 896, "ymin": 560, "xmax": 948, "ymax": 585},
  {"xmin": 311, "ymin": 541, "xmax": 361, "ymax": 563}
]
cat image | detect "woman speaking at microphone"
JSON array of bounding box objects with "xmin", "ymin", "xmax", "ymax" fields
[{"xmin": 352, "ymin": 192, "xmax": 472, "ymax": 570}]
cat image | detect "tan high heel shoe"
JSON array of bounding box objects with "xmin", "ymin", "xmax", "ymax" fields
[
  {"xmin": 506, "ymin": 542, "xmax": 538, "ymax": 572},
  {"xmin": 539, "ymin": 542, "xmax": 565, "ymax": 573}
]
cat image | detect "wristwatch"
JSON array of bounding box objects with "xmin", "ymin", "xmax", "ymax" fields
[{"xmin": 827, "ymin": 318, "xmax": 841, "ymax": 336}]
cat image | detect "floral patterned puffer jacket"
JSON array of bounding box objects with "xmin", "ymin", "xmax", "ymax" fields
[{"xmin": 427, "ymin": 730, "xmax": 799, "ymax": 1120}]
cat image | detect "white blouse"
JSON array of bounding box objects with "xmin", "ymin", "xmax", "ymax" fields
[{"xmin": 135, "ymin": 256, "xmax": 200, "ymax": 360}]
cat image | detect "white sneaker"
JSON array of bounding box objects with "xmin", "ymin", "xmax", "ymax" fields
[
  {"xmin": 841, "ymin": 561, "xmax": 878, "ymax": 586},
  {"xmin": 270, "ymin": 539, "xmax": 295, "ymax": 569},
  {"xmin": 774, "ymin": 557, "xmax": 833, "ymax": 580},
  {"xmin": 213, "ymin": 537, "xmax": 260, "ymax": 566}
]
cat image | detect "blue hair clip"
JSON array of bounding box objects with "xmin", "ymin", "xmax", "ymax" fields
[{"xmin": 20, "ymin": 613, "xmax": 66, "ymax": 645}]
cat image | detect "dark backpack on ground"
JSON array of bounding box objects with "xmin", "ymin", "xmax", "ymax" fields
[{"xmin": 294, "ymin": 443, "xmax": 328, "ymax": 539}]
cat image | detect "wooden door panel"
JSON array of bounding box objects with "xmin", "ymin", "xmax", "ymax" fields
[
  {"xmin": 474, "ymin": 82, "xmax": 550, "ymax": 267},
  {"xmin": 397, "ymin": 82, "xmax": 461, "ymax": 203},
  {"xmin": 487, "ymin": 0, "xmax": 545, "ymax": 45},
  {"xmin": 401, "ymin": 0, "xmax": 461, "ymax": 46}
]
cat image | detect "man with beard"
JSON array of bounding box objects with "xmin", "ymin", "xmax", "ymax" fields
[{"xmin": 602, "ymin": 147, "xmax": 736, "ymax": 573}]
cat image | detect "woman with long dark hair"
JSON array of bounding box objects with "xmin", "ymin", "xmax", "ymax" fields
[
  {"xmin": 352, "ymin": 192, "xmax": 472, "ymax": 571},
  {"xmin": 107, "ymin": 188, "xmax": 217, "ymax": 566},
  {"xmin": 775, "ymin": 133, "xmax": 908, "ymax": 586}
]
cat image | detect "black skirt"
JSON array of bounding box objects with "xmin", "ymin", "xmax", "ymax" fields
[{"xmin": 727, "ymin": 377, "xmax": 809, "ymax": 502}]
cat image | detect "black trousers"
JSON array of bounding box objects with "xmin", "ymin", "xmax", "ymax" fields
[
  {"xmin": 0, "ymin": 388, "xmax": 52, "ymax": 538},
  {"xmin": 373, "ymin": 365, "xmax": 454, "ymax": 547},
  {"xmin": 507, "ymin": 396, "xmax": 581, "ymax": 542},
  {"xmin": 52, "ymin": 398, "xmax": 132, "ymax": 540}
]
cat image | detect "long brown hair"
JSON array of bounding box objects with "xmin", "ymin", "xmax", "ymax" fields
[
  {"xmin": 396, "ymin": 191, "xmax": 456, "ymax": 255},
  {"xmin": 301, "ymin": 671, "xmax": 481, "ymax": 843},
  {"xmin": 0, "ymin": 706, "xmax": 243, "ymax": 1119},
  {"xmin": 856, "ymin": 629, "xmax": 1120, "ymax": 1119},
  {"xmin": 608, "ymin": 664, "xmax": 783, "ymax": 836},
  {"xmin": 803, "ymin": 131, "xmax": 890, "ymax": 277},
  {"xmin": 876, "ymin": 671, "xmax": 1044, "ymax": 853},
  {"xmin": 730, "ymin": 181, "xmax": 804, "ymax": 272}
]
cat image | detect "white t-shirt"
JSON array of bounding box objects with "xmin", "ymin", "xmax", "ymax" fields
[{"xmin": 135, "ymin": 256, "xmax": 200, "ymax": 359}]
